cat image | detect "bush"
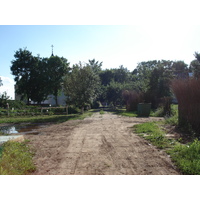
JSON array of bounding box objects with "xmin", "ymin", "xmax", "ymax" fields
[
  {"xmin": 171, "ymin": 78, "xmax": 200, "ymax": 135},
  {"xmin": 168, "ymin": 139, "xmax": 200, "ymax": 174},
  {"xmin": 122, "ymin": 90, "xmax": 143, "ymax": 111},
  {"xmin": 92, "ymin": 101, "xmax": 101, "ymax": 109}
]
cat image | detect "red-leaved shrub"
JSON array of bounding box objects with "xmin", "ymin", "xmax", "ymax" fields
[
  {"xmin": 122, "ymin": 90, "xmax": 143, "ymax": 111},
  {"xmin": 171, "ymin": 78, "xmax": 200, "ymax": 135}
]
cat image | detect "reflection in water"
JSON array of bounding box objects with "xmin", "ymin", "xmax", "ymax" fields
[{"xmin": 0, "ymin": 124, "xmax": 47, "ymax": 135}]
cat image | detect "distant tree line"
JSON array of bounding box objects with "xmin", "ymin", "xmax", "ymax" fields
[{"xmin": 9, "ymin": 48, "xmax": 200, "ymax": 111}]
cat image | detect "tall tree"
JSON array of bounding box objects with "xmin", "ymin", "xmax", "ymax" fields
[
  {"xmin": 11, "ymin": 48, "xmax": 39, "ymax": 104},
  {"xmin": 87, "ymin": 59, "xmax": 102, "ymax": 74},
  {"xmin": 47, "ymin": 55, "xmax": 70, "ymax": 106},
  {"xmin": 189, "ymin": 52, "xmax": 200, "ymax": 79},
  {"xmin": 63, "ymin": 63, "xmax": 100, "ymax": 113},
  {"xmin": 171, "ymin": 60, "xmax": 188, "ymax": 79},
  {"xmin": 28, "ymin": 57, "xmax": 50, "ymax": 103},
  {"xmin": 105, "ymin": 80, "xmax": 125, "ymax": 106},
  {"xmin": 0, "ymin": 77, "xmax": 2, "ymax": 87}
]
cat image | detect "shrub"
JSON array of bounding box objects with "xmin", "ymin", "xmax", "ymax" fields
[
  {"xmin": 168, "ymin": 139, "xmax": 200, "ymax": 174},
  {"xmin": 122, "ymin": 90, "xmax": 143, "ymax": 111},
  {"xmin": 171, "ymin": 78, "xmax": 200, "ymax": 135}
]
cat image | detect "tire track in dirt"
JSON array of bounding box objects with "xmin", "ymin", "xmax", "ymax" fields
[{"xmin": 26, "ymin": 112, "xmax": 180, "ymax": 175}]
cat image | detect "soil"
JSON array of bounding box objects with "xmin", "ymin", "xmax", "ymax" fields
[{"xmin": 25, "ymin": 112, "xmax": 180, "ymax": 175}]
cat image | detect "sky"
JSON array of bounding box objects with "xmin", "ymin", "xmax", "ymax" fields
[{"xmin": 1, "ymin": 0, "xmax": 200, "ymax": 100}]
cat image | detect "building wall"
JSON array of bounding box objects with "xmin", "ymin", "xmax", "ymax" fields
[{"xmin": 15, "ymin": 84, "xmax": 66, "ymax": 106}]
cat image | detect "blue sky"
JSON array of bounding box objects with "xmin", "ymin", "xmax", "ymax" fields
[
  {"xmin": 1, "ymin": 25, "xmax": 200, "ymax": 99},
  {"xmin": 1, "ymin": 0, "xmax": 200, "ymax": 99}
]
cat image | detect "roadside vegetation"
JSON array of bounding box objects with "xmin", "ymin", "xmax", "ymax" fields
[
  {"xmin": 0, "ymin": 112, "xmax": 93, "ymax": 124},
  {"xmin": 0, "ymin": 140, "xmax": 36, "ymax": 175},
  {"xmin": 1, "ymin": 49, "xmax": 200, "ymax": 175},
  {"xmin": 0, "ymin": 110, "xmax": 94, "ymax": 175},
  {"xmin": 133, "ymin": 104, "xmax": 200, "ymax": 174}
]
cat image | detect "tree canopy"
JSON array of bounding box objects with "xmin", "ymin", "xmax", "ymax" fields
[
  {"xmin": 10, "ymin": 48, "xmax": 70, "ymax": 105},
  {"xmin": 63, "ymin": 62, "xmax": 100, "ymax": 112},
  {"xmin": 10, "ymin": 47, "xmax": 195, "ymax": 112}
]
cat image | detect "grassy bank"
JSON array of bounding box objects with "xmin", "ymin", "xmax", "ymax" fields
[
  {"xmin": 134, "ymin": 122, "xmax": 174, "ymax": 149},
  {"xmin": 134, "ymin": 120, "xmax": 200, "ymax": 175},
  {"xmin": 0, "ymin": 110, "xmax": 94, "ymax": 175},
  {"xmin": 0, "ymin": 110, "xmax": 94, "ymax": 124},
  {"xmin": 0, "ymin": 140, "xmax": 36, "ymax": 175}
]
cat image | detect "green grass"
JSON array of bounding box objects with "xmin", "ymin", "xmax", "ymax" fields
[
  {"xmin": 0, "ymin": 140, "xmax": 36, "ymax": 175},
  {"xmin": 112, "ymin": 109, "xmax": 138, "ymax": 117},
  {"xmin": 134, "ymin": 119, "xmax": 200, "ymax": 174},
  {"xmin": 0, "ymin": 110, "xmax": 94, "ymax": 124},
  {"xmin": 0, "ymin": 110, "xmax": 94, "ymax": 175},
  {"xmin": 99, "ymin": 109, "xmax": 105, "ymax": 115},
  {"xmin": 168, "ymin": 139, "xmax": 200, "ymax": 175},
  {"xmin": 0, "ymin": 146, "xmax": 3, "ymax": 158},
  {"xmin": 134, "ymin": 122, "xmax": 172, "ymax": 149},
  {"xmin": 165, "ymin": 104, "xmax": 178, "ymax": 126}
]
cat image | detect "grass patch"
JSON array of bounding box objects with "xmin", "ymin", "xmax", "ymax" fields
[
  {"xmin": 0, "ymin": 110, "xmax": 94, "ymax": 175},
  {"xmin": 0, "ymin": 110, "xmax": 95, "ymax": 124},
  {"xmin": 0, "ymin": 140, "xmax": 36, "ymax": 175},
  {"xmin": 134, "ymin": 119, "xmax": 200, "ymax": 174},
  {"xmin": 168, "ymin": 139, "xmax": 200, "ymax": 175},
  {"xmin": 112, "ymin": 109, "xmax": 138, "ymax": 117},
  {"xmin": 100, "ymin": 109, "xmax": 105, "ymax": 115},
  {"xmin": 165, "ymin": 105, "xmax": 178, "ymax": 126},
  {"xmin": 0, "ymin": 146, "xmax": 3, "ymax": 158},
  {"xmin": 134, "ymin": 122, "xmax": 172, "ymax": 149}
]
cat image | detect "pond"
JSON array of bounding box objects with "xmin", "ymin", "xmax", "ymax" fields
[{"xmin": 0, "ymin": 124, "xmax": 48, "ymax": 135}]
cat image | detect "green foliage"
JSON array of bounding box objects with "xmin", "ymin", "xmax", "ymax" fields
[
  {"xmin": 134, "ymin": 118, "xmax": 200, "ymax": 174},
  {"xmin": 0, "ymin": 92, "xmax": 10, "ymax": 108},
  {"xmin": 99, "ymin": 109, "xmax": 105, "ymax": 115},
  {"xmin": 47, "ymin": 56, "xmax": 70, "ymax": 105},
  {"xmin": 10, "ymin": 48, "xmax": 70, "ymax": 104},
  {"xmin": 7, "ymin": 100, "xmax": 26, "ymax": 109},
  {"xmin": 0, "ymin": 141, "xmax": 36, "ymax": 175},
  {"xmin": 165, "ymin": 104, "xmax": 178, "ymax": 125},
  {"xmin": 168, "ymin": 139, "xmax": 200, "ymax": 174},
  {"xmin": 63, "ymin": 63, "xmax": 100, "ymax": 112},
  {"xmin": 0, "ymin": 77, "xmax": 2, "ymax": 87},
  {"xmin": 114, "ymin": 109, "xmax": 137, "ymax": 117},
  {"xmin": 92, "ymin": 101, "xmax": 101, "ymax": 109},
  {"xmin": 0, "ymin": 146, "xmax": 3, "ymax": 158},
  {"xmin": 189, "ymin": 52, "xmax": 200, "ymax": 79}
]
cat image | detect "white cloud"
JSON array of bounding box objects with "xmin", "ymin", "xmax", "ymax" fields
[{"xmin": 0, "ymin": 76, "xmax": 15, "ymax": 100}]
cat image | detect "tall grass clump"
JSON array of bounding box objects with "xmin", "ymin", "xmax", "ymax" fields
[
  {"xmin": 122, "ymin": 90, "xmax": 143, "ymax": 111},
  {"xmin": 171, "ymin": 78, "xmax": 200, "ymax": 136}
]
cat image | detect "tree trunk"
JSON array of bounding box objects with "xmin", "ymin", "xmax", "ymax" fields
[
  {"xmin": 81, "ymin": 106, "xmax": 84, "ymax": 114},
  {"xmin": 66, "ymin": 105, "xmax": 68, "ymax": 115}
]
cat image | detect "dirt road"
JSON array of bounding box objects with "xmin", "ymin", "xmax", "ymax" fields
[{"xmin": 25, "ymin": 112, "xmax": 180, "ymax": 175}]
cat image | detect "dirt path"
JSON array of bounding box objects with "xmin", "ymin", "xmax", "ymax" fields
[{"xmin": 25, "ymin": 112, "xmax": 180, "ymax": 175}]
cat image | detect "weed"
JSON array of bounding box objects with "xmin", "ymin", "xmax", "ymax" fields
[
  {"xmin": 100, "ymin": 109, "xmax": 105, "ymax": 115},
  {"xmin": 134, "ymin": 122, "xmax": 171, "ymax": 149},
  {"xmin": 134, "ymin": 120, "xmax": 200, "ymax": 174},
  {"xmin": 168, "ymin": 139, "xmax": 200, "ymax": 174},
  {"xmin": 0, "ymin": 140, "xmax": 36, "ymax": 175}
]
